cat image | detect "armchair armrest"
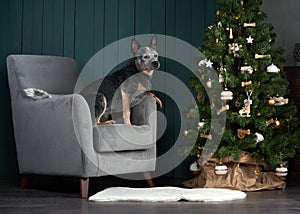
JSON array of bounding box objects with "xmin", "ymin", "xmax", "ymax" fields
[
  {"xmin": 131, "ymin": 95, "xmax": 157, "ymax": 126},
  {"xmin": 14, "ymin": 94, "xmax": 94, "ymax": 176}
]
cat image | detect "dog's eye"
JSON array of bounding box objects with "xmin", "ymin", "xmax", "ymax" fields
[
  {"xmin": 143, "ymin": 55, "xmax": 150, "ymax": 59},
  {"xmin": 154, "ymin": 54, "xmax": 158, "ymax": 58}
]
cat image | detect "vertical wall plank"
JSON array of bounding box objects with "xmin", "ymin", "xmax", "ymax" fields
[
  {"xmin": 135, "ymin": 0, "xmax": 152, "ymax": 34},
  {"xmin": 42, "ymin": 0, "xmax": 53, "ymax": 54},
  {"xmin": 4, "ymin": 0, "xmax": 23, "ymax": 180},
  {"xmin": 75, "ymin": 0, "xmax": 94, "ymax": 70},
  {"xmin": 192, "ymin": 0, "xmax": 206, "ymax": 48},
  {"xmin": 162, "ymin": 0, "xmax": 176, "ymax": 177},
  {"xmin": 52, "ymin": 0, "xmax": 64, "ymax": 56},
  {"xmin": 64, "ymin": 0, "xmax": 76, "ymax": 58},
  {"xmin": 32, "ymin": 0, "xmax": 44, "ymax": 54},
  {"xmin": 104, "ymin": 0, "xmax": 118, "ymax": 46},
  {"xmin": 94, "ymin": 0, "xmax": 105, "ymax": 53},
  {"xmin": 92, "ymin": 0, "xmax": 105, "ymax": 80},
  {"xmin": 205, "ymin": 0, "xmax": 217, "ymax": 27},
  {"xmin": 103, "ymin": 0, "xmax": 119, "ymax": 73},
  {"xmin": 119, "ymin": 0, "xmax": 135, "ymax": 39},
  {"xmin": 0, "ymin": 0, "xmax": 10, "ymax": 179},
  {"xmin": 8, "ymin": 0, "xmax": 23, "ymax": 55},
  {"xmin": 151, "ymin": 0, "xmax": 166, "ymax": 34},
  {"xmin": 22, "ymin": 0, "xmax": 34, "ymax": 53}
]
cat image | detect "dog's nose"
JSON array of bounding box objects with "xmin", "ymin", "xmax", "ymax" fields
[{"xmin": 152, "ymin": 61, "xmax": 160, "ymax": 69}]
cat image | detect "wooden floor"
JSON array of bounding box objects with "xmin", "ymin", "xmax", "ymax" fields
[{"xmin": 1, "ymin": 177, "xmax": 300, "ymax": 214}]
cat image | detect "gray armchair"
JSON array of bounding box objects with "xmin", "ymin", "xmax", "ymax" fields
[{"xmin": 6, "ymin": 54, "xmax": 157, "ymax": 198}]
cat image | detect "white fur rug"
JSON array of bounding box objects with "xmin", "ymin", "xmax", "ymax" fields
[{"xmin": 89, "ymin": 187, "xmax": 246, "ymax": 202}]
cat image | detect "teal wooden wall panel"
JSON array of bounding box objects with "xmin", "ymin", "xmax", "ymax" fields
[
  {"xmin": 31, "ymin": 0, "xmax": 44, "ymax": 54},
  {"xmin": 119, "ymin": 0, "xmax": 135, "ymax": 39},
  {"xmin": 135, "ymin": 0, "xmax": 152, "ymax": 34},
  {"xmin": 0, "ymin": 0, "xmax": 21, "ymax": 179},
  {"xmin": 43, "ymin": 0, "xmax": 52, "ymax": 55},
  {"xmin": 104, "ymin": 0, "xmax": 118, "ymax": 72},
  {"xmin": 192, "ymin": 0, "xmax": 205, "ymax": 47},
  {"xmin": 75, "ymin": 0, "xmax": 95, "ymax": 70},
  {"xmin": 0, "ymin": 0, "xmax": 217, "ymax": 180},
  {"xmin": 8, "ymin": 0, "xmax": 23, "ymax": 54},
  {"xmin": 22, "ymin": 0, "xmax": 34, "ymax": 54},
  {"xmin": 64, "ymin": 0, "xmax": 76, "ymax": 58},
  {"xmin": 94, "ymin": 0, "xmax": 105, "ymax": 53},
  {"xmin": 52, "ymin": 0, "xmax": 65, "ymax": 56}
]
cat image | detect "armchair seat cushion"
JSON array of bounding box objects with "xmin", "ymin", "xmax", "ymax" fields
[{"xmin": 93, "ymin": 124, "xmax": 154, "ymax": 152}]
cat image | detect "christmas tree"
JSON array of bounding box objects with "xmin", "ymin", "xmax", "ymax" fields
[{"xmin": 186, "ymin": 0, "xmax": 300, "ymax": 175}]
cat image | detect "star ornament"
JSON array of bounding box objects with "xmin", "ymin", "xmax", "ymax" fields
[
  {"xmin": 206, "ymin": 60, "xmax": 213, "ymax": 68},
  {"xmin": 246, "ymin": 36, "xmax": 254, "ymax": 44}
]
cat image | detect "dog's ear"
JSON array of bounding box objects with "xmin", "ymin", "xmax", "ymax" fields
[
  {"xmin": 131, "ymin": 38, "xmax": 141, "ymax": 54},
  {"xmin": 150, "ymin": 35, "xmax": 158, "ymax": 50}
]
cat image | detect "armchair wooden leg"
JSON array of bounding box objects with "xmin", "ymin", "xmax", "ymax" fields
[
  {"xmin": 80, "ymin": 178, "xmax": 89, "ymax": 198},
  {"xmin": 143, "ymin": 172, "xmax": 154, "ymax": 187},
  {"xmin": 21, "ymin": 175, "xmax": 30, "ymax": 189}
]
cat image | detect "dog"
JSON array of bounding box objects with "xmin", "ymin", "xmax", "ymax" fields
[{"xmin": 95, "ymin": 35, "xmax": 162, "ymax": 125}]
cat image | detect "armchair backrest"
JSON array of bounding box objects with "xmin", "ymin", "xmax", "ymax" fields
[{"xmin": 6, "ymin": 55, "xmax": 79, "ymax": 94}]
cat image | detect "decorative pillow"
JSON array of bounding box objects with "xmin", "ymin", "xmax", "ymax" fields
[{"xmin": 23, "ymin": 88, "xmax": 52, "ymax": 100}]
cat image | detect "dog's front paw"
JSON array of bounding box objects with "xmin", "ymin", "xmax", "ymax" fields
[
  {"xmin": 155, "ymin": 96, "xmax": 163, "ymax": 108},
  {"xmin": 97, "ymin": 120, "xmax": 116, "ymax": 125},
  {"xmin": 146, "ymin": 92, "xmax": 162, "ymax": 108}
]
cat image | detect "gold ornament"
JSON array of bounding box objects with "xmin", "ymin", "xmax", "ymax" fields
[
  {"xmin": 217, "ymin": 104, "xmax": 229, "ymax": 115},
  {"xmin": 255, "ymin": 54, "xmax": 271, "ymax": 59},
  {"xmin": 206, "ymin": 78, "xmax": 212, "ymax": 88},
  {"xmin": 241, "ymin": 80, "xmax": 252, "ymax": 87},
  {"xmin": 208, "ymin": 25, "xmax": 213, "ymax": 30},
  {"xmin": 239, "ymin": 90, "xmax": 252, "ymax": 117},
  {"xmin": 229, "ymin": 28, "xmax": 234, "ymax": 39},
  {"xmin": 268, "ymin": 97, "xmax": 276, "ymax": 106},
  {"xmin": 240, "ymin": 65, "xmax": 253, "ymax": 74},
  {"xmin": 228, "ymin": 43, "xmax": 242, "ymax": 57},
  {"xmin": 254, "ymin": 165, "xmax": 261, "ymax": 177},
  {"xmin": 237, "ymin": 129, "xmax": 251, "ymax": 139},
  {"xmin": 200, "ymin": 133, "xmax": 212, "ymax": 140},
  {"xmin": 239, "ymin": 100, "xmax": 251, "ymax": 117},
  {"xmin": 214, "ymin": 162, "xmax": 228, "ymax": 176},
  {"xmin": 273, "ymin": 97, "xmax": 289, "ymax": 106},
  {"xmin": 183, "ymin": 130, "xmax": 189, "ymax": 136},
  {"xmin": 243, "ymin": 22, "xmax": 256, "ymax": 27},
  {"xmin": 219, "ymin": 74, "xmax": 224, "ymax": 83},
  {"xmin": 216, "ymin": 10, "xmax": 222, "ymax": 16},
  {"xmin": 265, "ymin": 118, "xmax": 275, "ymax": 126},
  {"xmin": 275, "ymin": 118, "xmax": 281, "ymax": 129}
]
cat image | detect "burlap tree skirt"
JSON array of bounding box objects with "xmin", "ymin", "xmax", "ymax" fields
[{"xmin": 184, "ymin": 152, "xmax": 286, "ymax": 191}]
